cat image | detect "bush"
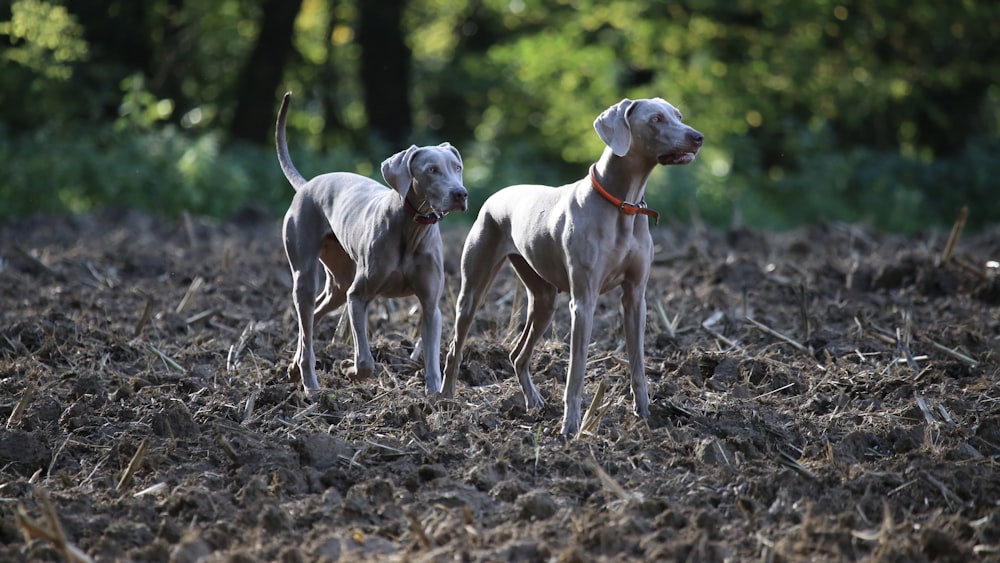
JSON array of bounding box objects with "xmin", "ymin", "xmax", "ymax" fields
[
  {"xmin": 0, "ymin": 124, "xmax": 364, "ymax": 223},
  {"xmin": 1, "ymin": 124, "xmax": 996, "ymax": 233},
  {"xmin": 641, "ymin": 132, "xmax": 1000, "ymax": 232}
]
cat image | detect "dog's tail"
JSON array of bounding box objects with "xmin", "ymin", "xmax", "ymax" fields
[{"xmin": 275, "ymin": 91, "xmax": 308, "ymax": 191}]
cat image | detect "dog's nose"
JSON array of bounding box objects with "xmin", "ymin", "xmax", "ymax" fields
[
  {"xmin": 452, "ymin": 189, "xmax": 469, "ymax": 211},
  {"xmin": 689, "ymin": 130, "xmax": 705, "ymax": 147}
]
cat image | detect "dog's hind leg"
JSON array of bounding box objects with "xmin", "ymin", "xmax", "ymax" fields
[
  {"xmin": 442, "ymin": 223, "xmax": 509, "ymax": 397},
  {"xmin": 283, "ymin": 212, "xmax": 324, "ymax": 391},
  {"xmin": 507, "ymin": 255, "xmax": 556, "ymax": 409},
  {"xmin": 312, "ymin": 266, "xmax": 345, "ymax": 326},
  {"xmin": 313, "ymin": 238, "xmax": 354, "ymax": 327}
]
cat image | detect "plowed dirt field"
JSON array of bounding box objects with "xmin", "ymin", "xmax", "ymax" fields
[{"xmin": 2, "ymin": 209, "xmax": 999, "ymax": 561}]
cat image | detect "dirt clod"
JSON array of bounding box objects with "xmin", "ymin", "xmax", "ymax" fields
[{"xmin": 515, "ymin": 489, "xmax": 558, "ymax": 521}]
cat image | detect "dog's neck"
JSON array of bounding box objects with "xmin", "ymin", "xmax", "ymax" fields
[
  {"xmin": 403, "ymin": 196, "xmax": 443, "ymax": 225},
  {"xmin": 396, "ymin": 192, "xmax": 439, "ymax": 251},
  {"xmin": 592, "ymin": 148, "xmax": 656, "ymax": 211}
]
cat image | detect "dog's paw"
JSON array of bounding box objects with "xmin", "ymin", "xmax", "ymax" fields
[
  {"xmin": 523, "ymin": 389, "xmax": 545, "ymax": 410},
  {"xmin": 287, "ymin": 363, "xmax": 302, "ymax": 384},
  {"xmin": 422, "ymin": 371, "xmax": 444, "ymax": 395},
  {"xmin": 341, "ymin": 359, "xmax": 373, "ymax": 382},
  {"xmin": 559, "ymin": 421, "xmax": 580, "ymax": 440}
]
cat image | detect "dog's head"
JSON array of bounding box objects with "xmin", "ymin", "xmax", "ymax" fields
[
  {"xmin": 381, "ymin": 143, "xmax": 468, "ymax": 216},
  {"xmin": 594, "ymin": 98, "xmax": 704, "ymax": 165}
]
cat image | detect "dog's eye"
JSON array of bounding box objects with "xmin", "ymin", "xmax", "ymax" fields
[
  {"xmin": 651, "ymin": 115, "xmax": 660, "ymax": 123},
  {"xmin": 428, "ymin": 166, "xmax": 439, "ymax": 174}
]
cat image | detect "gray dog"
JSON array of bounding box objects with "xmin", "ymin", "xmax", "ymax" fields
[
  {"xmin": 275, "ymin": 92, "xmax": 468, "ymax": 393},
  {"xmin": 442, "ymin": 97, "xmax": 703, "ymax": 437}
]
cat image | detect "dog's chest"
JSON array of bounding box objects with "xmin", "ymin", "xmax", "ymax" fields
[
  {"xmin": 597, "ymin": 232, "xmax": 653, "ymax": 292},
  {"xmin": 375, "ymin": 252, "xmax": 440, "ymax": 298},
  {"xmin": 377, "ymin": 271, "xmax": 412, "ymax": 297}
]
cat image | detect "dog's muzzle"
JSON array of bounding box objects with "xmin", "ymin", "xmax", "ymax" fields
[{"xmin": 450, "ymin": 189, "xmax": 469, "ymax": 212}]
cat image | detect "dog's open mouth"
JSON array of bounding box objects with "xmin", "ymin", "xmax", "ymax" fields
[{"xmin": 658, "ymin": 152, "xmax": 697, "ymax": 165}]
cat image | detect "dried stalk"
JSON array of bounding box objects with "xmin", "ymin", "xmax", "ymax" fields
[
  {"xmin": 147, "ymin": 344, "xmax": 185, "ymax": 373},
  {"xmin": 184, "ymin": 307, "xmax": 220, "ymax": 326},
  {"xmin": 654, "ymin": 299, "xmax": 680, "ymax": 338},
  {"xmin": 175, "ymin": 276, "xmax": 204, "ymax": 314},
  {"xmin": 133, "ymin": 483, "xmax": 168, "ymax": 497},
  {"xmin": 242, "ymin": 392, "xmax": 257, "ymax": 424},
  {"xmin": 856, "ymin": 316, "xmax": 898, "ymax": 346},
  {"xmin": 745, "ymin": 316, "xmax": 809, "ymax": 352},
  {"xmin": 16, "ymin": 489, "xmax": 94, "ymax": 563},
  {"xmin": 895, "ymin": 324, "xmax": 920, "ymax": 377},
  {"xmin": 182, "ymin": 211, "xmax": 197, "ymax": 248},
  {"xmin": 753, "ymin": 382, "xmax": 796, "ymax": 400},
  {"xmin": 116, "ymin": 438, "xmax": 149, "ymax": 492},
  {"xmin": 12, "ymin": 245, "xmax": 56, "ymax": 276},
  {"xmin": 702, "ymin": 312, "xmax": 737, "ymax": 349},
  {"xmin": 922, "ymin": 470, "xmax": 963, "ymax": 509},
  {"xmin": 798, "ymin": 283, "xmax": 810, "ymax": 342},
  {"xmin": 914, "ymin": 334, "xmax": 979, "ymax": 368},
  {"xmin": 868, "ymin": 313, "xmax": 979, "ymax": 368},
  {"xmin": 133, "ymin": 295, "xmax": 153, "ymax": 337},
  {"xmin": 214, "ymin": 433, "xmax": 240, "ymax": 463},
  {"xmin": 951, "ymin": 255, "xmax": 988, "ymax": 280},
  {"xmin": 913, "ymin": 394, "xmax": 936, "ymax": 424},
  {"xmin": 776, "ymin": 449, "xmax": 817, "ymax": 481},
  {"xmin": 578, "ymin": 378, "xmax": 610, "ymax": 437},
  {"xmin": 7, "ymin": 382, "xmax": 35, "ymax": 429},
  {"xmin": 227, "ymin": 321, "xmax": 257, "ymax": 372},
  {"xmin": 403, "ymin": 508, "xmax": 432, "ymax": 550},
  {"xmin": 939, "ymin": 206, "xmax": 967, "ymax": 265},
  {"xmin": 584, "ymin": 456, "xmax": 631, "ymax": 501}
]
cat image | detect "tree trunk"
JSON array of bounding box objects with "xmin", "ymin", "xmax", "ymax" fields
[
  {"xmin": 148, "ymin": 0, "xmax": 188, "ymax": 121},
  {"xmin": 358, "ymin": 0, "xmax": 412, "ymax": 148},
  {"xmin": 64, "ymin": 0, "xmax": 154, "ymax": 120},
  {"xmin": 230, "ymin": 0, "xmax": 302, "ymax": 145}
]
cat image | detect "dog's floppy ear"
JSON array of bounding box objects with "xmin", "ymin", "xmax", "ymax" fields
[
  {"xmin": 381, "ymin": 145, "xmax": 419, "ymax": 198},
  {"xmin": 438, "ymin": 142, "xmax": 463, "ymax": 168},
  {"xmin": 594, "ymin": 98, "xmax": 636, "ymax": 157}
]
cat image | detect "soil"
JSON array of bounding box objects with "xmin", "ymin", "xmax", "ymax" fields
[{"xmin": 1, "ymin": 208, "xmax": 999, "ymax": 562}]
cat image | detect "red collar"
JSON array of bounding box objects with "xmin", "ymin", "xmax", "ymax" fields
[
  {"xmin": 403, "ymin": 197, "xmax": 443, "ymax": 225},
  {"xmin": 589, "ymin": 164, "xmax": 659, "ymax": 225}
]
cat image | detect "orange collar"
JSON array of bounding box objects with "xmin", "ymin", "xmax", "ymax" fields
[{"xmin": 589, "ymin": 164, "xmax": 659, "ymax": 225}]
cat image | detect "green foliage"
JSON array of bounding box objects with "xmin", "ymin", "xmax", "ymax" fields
[
  {"xmin": 641, "ymin": 130, "xmax": 1000, "ymax": 232},
  {"xmin": 0, "ymin": 0, "xmax": 88, "ymax": 79},
  {"xmin": 0, "ymin": 123, "xmax": 371, "ymax": 223},
  {"xmin": 117, "ymin": 73, "xmax": 175, "ymax": 131},
  {"xmin": 0, "ymin": 0, "xmax": 998, "ymax": 232},
  {"xmin": 1, "ymin": 117, "xmax": 997, "ymax": 233}
]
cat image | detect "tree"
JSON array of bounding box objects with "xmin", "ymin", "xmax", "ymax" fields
[
  {"xmin": 357, "ymin": 0, "xmax": 411, "ymax": 148},
  {"xmin": 230, "ymin": 0, "xmax": 302, "ymax": 145}
]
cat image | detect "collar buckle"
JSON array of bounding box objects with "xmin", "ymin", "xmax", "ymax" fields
[
  {"xmin": 404, "ymin": 197, "xmax": 443, "ymax": 225},
  {"xmin": 589, "ymin": 164, "xmax": 660, "ymax": 225}
]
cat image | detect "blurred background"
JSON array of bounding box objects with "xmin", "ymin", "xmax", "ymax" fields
[{"xmin": 0, "ymin": 0, "xmax": 997, "ymax": 231}]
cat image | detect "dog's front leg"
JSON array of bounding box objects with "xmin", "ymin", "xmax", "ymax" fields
[
  {"xmin": 418, "ymin": 299, "xmax": 444, "ymax": 394},
  {"xmin": 562, "ymin": 291, "xmax": 597, "ymax": 437},
  {"xmin": 345, "ymin": 288, "xmax": 375, "ymax": 380},
  {"xmin": 622, "ymin": 279, "xmax": 651, "ymax": 419}
]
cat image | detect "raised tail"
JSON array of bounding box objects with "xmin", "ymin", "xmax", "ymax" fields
[{"xmin": 275, "ymin": 92, "xmax": 308, "ymax": 191}]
